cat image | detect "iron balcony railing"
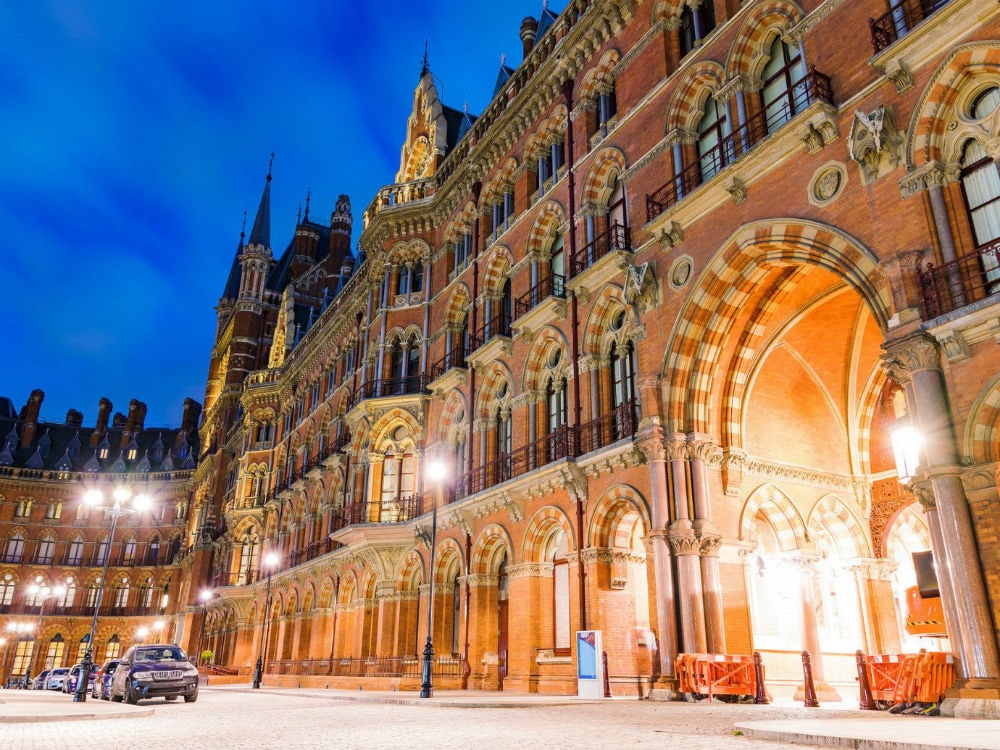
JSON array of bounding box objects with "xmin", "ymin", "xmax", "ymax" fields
[
  {"xmin": 330, "ymin": 495, "xmax": 420, "ymax": 531},
  {"xmin": 869, "ymin": 0, "xmax": 951, "ymax": 53},
  {"xmin": 514, "ymin": 274, "xmax": 565, "ymax": 319},
  {"xmin": 646, "ymin": 67, "xmax": 833, "ymax": 221},
  {"xmin": 570, "ymin": 223, "xmax": 631, "ymax": 278},
  {"xmin": 348, "ymin": 375, "xmax": 426, "ymax": 409},
  {"xmin": 467, "ymin": 314, "xmax": 512, "ymax": 352},
  {"xmin": 429, "ymin": 347, "xmax": 468, "ymax": 381},
  {"xmin": 578, "ymin": 399, "xmax": 640, "ymax": 455},
  {"xmin": 288, "ymin": 538, "xmax": 337, "ymax": 568},
  {"xmin": 918, "ymin": 239, "xmax": 1000, "ymax": 319}
]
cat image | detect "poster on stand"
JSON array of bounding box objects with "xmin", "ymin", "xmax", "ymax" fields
[{"xmin": 576, "ymin": 630, "xmax": 604, "ymax": 698}]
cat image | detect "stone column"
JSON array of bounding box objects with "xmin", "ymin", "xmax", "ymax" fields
[
  {"xmin": 637, "ymin": 428, "xmax": 677, "ymax": 681},
  {"xmin": 667, "ymin": 434, "xmax": 707, "ymax": 653},
  {"xmin": 884, "ymin": 335, "xmax": 1000, "ymax": 679},
  {"xmin": 688, "ymin": 435, "xmax": 725, "ymax": 654},
  {"xmin": 850, "ymin": 558, "xmax": 900, "ymax": 656},
  {"xmin": 791, "ymin": 553, "xmax": 841, "ymax": 702}
]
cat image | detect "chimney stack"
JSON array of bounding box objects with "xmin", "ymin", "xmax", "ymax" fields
[
  {"xmin": 520, "ymin": 17, "xmax": 538, "ymax": 60},
  {"xmin": 181, "ymin": 398, "xmax": 203, "ymax": 434},
  {"xmin": 91, "ymin": 398, "xmax": 113, "ymax": 447},
  {"xmin": 65, "ymin": 410, "xmax": 83, "ymax": 428},
  {"xmin": 20, "ymin": 389, "xmax": 45, "ymax": 447}
]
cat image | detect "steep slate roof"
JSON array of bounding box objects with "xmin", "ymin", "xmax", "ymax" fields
[{"xmin": 0, "ymin": 412, "xmax": 197, "ymax": 474}]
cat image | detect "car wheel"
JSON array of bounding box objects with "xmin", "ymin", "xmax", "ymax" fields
[
  {"xmin": 183, "ymin": 691, "xmax": 198, "ymax": 703},
  {"xmin": 124, "ymin": 684, "xmax": 139, "ymax": 705},
  {"xmin": 110, "ymin": 686, "xmax": 123, "ymax": 703},
  {"xmin": 164, "ymin": 695, "xmax": 178, "ymax": 701}
]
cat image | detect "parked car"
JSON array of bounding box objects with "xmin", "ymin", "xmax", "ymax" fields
[
  {"xmin": 46, "ymin": 668, "xmax": 71, "ymax": 690},
  {"xmin": 63, "ymin": 663, "xmax": 101, "ymax": 694},
  {"xmin": 93, "ymin": 659, "xmax": 121, "ymax": 700},
  {"xmin": 109, "ymin": 644, "xmax": 198, "ymax": 704},
  {"xmin": 31, "ymin": 670, "xmax": 52, "ymax": 690}
]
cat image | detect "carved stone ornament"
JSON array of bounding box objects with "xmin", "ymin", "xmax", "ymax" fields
[
  {"xmin": 809, "ymin": 163, "xmax": 846, "ymax": 206},
  {"xmin": 726, "ymin": 177, "xmax": 747, "ymax": 204},
  {"xmin": 849, "ymin": 105, "xmax": 904, "ymax": 184},
  {"xmin": 624, "ymin": 262, "xmax": 657, "ymax": 314},
  {"xmin": 668, "ymin": 255, "xmax": 694, "ymax": 291},
  {"xmin": 655, "ymin": 221, "xmax": 684, "ymax": 251}
]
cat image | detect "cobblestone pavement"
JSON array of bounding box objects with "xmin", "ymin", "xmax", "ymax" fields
[{"xmin": 0, "ymin": 688, "xmax": 847, "ymax": 750}]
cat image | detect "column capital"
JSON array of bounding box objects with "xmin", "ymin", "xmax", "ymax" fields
[{"xmin": 882, "ymin": 333, "xmax": 941, "ymax": 382}]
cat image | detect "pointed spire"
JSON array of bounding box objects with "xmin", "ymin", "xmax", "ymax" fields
[
  {"xmin": 420, "ymin": 40, "xmax": 429, "ymax": 78},
  {"xmin": 241, "ymin": 210, "xmax": 248, "ymax": 244},
  {"xmin": 248, "ymin": 153, "xmax": 273, "ymax": 249},
  {"xmin": 304, "ymin": 188, "xmax": 311, "ymax": 221}
]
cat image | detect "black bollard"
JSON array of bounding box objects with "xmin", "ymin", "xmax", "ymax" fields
[
  {"xmin": 801, "ymin": 651, "xmax": 819, "ymax": 707},
  {"xmin": 753, "ymin": 651, "xmax": 769, "ymax": 704},
  {"xmin": 856, "ymin": 650, "xmax": 876, "ymax": 710}
]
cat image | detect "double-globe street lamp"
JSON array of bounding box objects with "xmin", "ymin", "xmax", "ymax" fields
[
  {"xmin": 73, "ymin": 486, "xmax": 152, "ymax": 703},
  {"xmin": 252, "ymin": 552, "xmax": 280, "ymax": 689},
  {"xmin": 420, "ymin": 459, "xmax": 447, "ymax": 699},
  {"xmin": 26, "ymin": 582, "xmax": 67, "ymax": 686}
]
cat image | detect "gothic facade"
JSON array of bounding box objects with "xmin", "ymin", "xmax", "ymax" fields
[{"xmin": 4, "ymin": 0, "xmax": 1000, "ymax": 711}]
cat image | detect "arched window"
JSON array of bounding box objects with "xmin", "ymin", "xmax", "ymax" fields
[
  {"xmin": 45, "ymin": 634, "xmax": 65, "ymax": 670},
  {"xmin": 76, "ymin": 634, "xmax": 90, "ymax": 663},
  {"xmin": 380, "ymin": 453, "xmax": 416, "ymax": 519},
  {"xmin": 549, "ymin": 234, "xmax": 565, "ymax": 293},
  {"xmin": 760, "ymin": 37, "xmax": 806, "ymax": 131},
  {"xmin": 35, "ymin": 534, "xmax": 55, "ymax": 564},
  {"xmin": 85, "ymin": 580, "xmax": 101, "ymax": 608},
  {"xmin": 105, "ymin": 634, "xmax": 121, "ymax": 660},
  {"xmin": 59, "ymin": 579, "xmax": 75, "ymax": 608},
  {"xmin": 148, "ymin": 536, "xmax": 161, "ymax": 565},
  {"xmin": 4, "ymin": 532, "xmax": 25, "ymax": 563},
  {"xmin": 598, "ymin": 82, "xmax": 618, "ymax": 135},
  {"xmin": 697, "ymin": 97, "xmax": 730, "ymax": 181},
  {"xmin": 138, "ymin": 576, "xmax": 155, "ymax": 609},
  {"xmin": 960, "ymin": 90, "xmax": 1000, "ymax": 292},
  {"xmin": 122, "ymin": 537, "xmax": 137, "ymax": 566},
  {"xmin": 0, "ymin": 573, "xmax": 15, "ymax": 605},
  {"xmin": 679, "ymin": 2, "xmax": 716, "ymax": 58},
  {"xmin": 237, "ymin": 531, "xmax": 260, "ymax": 585},
  {"xmin": 112, "ymin": 577, "xmax": 130, "ymax": 609},
  {"xmin": 66, "ymin": 537, "xmax": 84, "ymax": 566},
  {"xmin": 450, "ymin": 568, "xmax": 462, "ymax": 656},
  {"xmin": 95, "ymin": 536, "xmax": 109, "ymax": 566}
]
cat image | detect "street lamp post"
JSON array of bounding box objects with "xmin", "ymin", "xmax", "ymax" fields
[
  {"xmin": 197, "ymin": 589, "xmax": 213, "ymax": 666},
  {"xmin": 252, "ymin": 553, "xmax": 280, "ymax": 689},
  {"xmin": 74, "ymin": 486, "xmax": 152, "ymax": 703},
  {"xmin": 420, "ymin": 459, "xmax": 446, "ymax": 699},
  {"xmin": 0, "ymin": 637, "xmax": 7, "ymax": 688},
  {"xmin": 26, "ymin": 582, "xmax": 67, "ymax": 685}
]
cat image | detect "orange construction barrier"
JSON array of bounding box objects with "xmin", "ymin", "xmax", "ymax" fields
[
  {"xmin": 864, "ymin": 650, "xmax": 955, "ymax": 706},
  {"xmin": 904, "ymin": 587, "xmax": 947, "ymax": 637},
  {"xmin": 674, "ymin": 653, "xmax": 760, "ymax": 701}
]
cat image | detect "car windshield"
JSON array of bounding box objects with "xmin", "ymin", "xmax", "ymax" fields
[{"xmin": 135, "ymin": 647, "xmax": 184, "ymax": 663}]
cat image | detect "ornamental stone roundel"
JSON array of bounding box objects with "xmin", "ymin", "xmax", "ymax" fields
[
  {"xmin": 668, "ymin": 255, "xmax": 693, "ymax": 291},
  {"xmin": 808, "ymin": 161, "xmax": 847, "ymax": 207}
]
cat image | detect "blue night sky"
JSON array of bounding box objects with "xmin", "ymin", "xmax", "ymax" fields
[{"xmin": 0, "ymin": 1, "xmax": 549, "ymax": 428}]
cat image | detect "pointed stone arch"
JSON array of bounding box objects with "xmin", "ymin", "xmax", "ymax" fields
[
  {"xmin": 399, "ymin": 550, "xmax": 424, "ymax": 592},
  {"xmin": 667, "ymin": 61, "xmax": 726, "ymax": 134},
  {"xmin": 522, "ymin": 326, "xmax": 571, "ymax": 392},
  {"xmin": 471, "ymin": 524, "xmax": 514, "ymax": 575},
  {"xmin": 522, "ymin": 506, "xmax": 575, "ymax": 562},
  {"xmin": 444, "ymin": 201, "xmax": 477, "ymax": 244},
  {"xmin": 739, "ymin": 483, "xmax": 808, "ymax": 552},
  {"xmin": 481, "ymin": 244, "xmax": 514, "ymax": 295},
  {"xmin": 474, "ymin": 361, "xmax": 515, "ymax": 420},
  {"xmin": 883, "ymin": 502, "xmax": 931, "ymax": 559},
  {"xmin": 482, "ymin": 158, "xmax": 519, "ymax": 207},
  {"xmin": 807, "ymin": 494, "xmax": 870, "ymax": 559},
  {"xmin": 369, "ymin": 408, "xmax": 422, "ymax": 452},
  {"xmin": 444, "ymin": 284, "xmax": 472, "ymax": 327},
  {"xmin": 662, "ymin": 219, "xmax": 890, "ymax": 433},
  {"xmin": 650, "ymin": 0, "xmax": 684, "ymax": 23},
  {"xmin": 437, "ymin": 389, "xmax": 469, "ymax": 446},
  {"xmin": 578, "ymin": 50, "xmax": 622, "ymax": 102},
  {"xmin": 435, "ymin": 538, "xmax": 465, "ymax": 583},
  {"xmin": 908, "ymin": 41, "xmax": 1000, "ymax": 169},
  {"xmin": 580, "ymin": 147, "xmax": 627, "ymax": 208},
  {"xmin": 963, "ymin": 372, "xmax": 1000, "ymax": 463},
  {"xmin": 526, "ymin": 201, "xmax": 566, "ymax": 258},
  {"xmin": 338, "ymin": 571, "xmax": 358, "ymax": 605},
  {"xmin": 581, "ymin": 284, "xmax": 628, "ymax": 357},
  {"xmin": 588, "ymin": 484, "xmax": 652, "ymax": 547},
  {"xmin": 725, "ymin": 0, "xmax": 805, "ymax": 80}
]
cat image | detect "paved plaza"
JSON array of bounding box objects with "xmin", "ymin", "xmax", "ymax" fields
[{"xmin": 2, "ymin": 686, "xmax": 1000, "ymax": 750}]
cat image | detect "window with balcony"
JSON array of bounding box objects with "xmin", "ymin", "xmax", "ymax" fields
[
  {"xmin": 598, "ymin": 83, "xmax": 618, "ymax": 136},
  {"xmin": 58, "ymin": 580, "xmax": 74, "ymax": 608},
  {"xmin": 35, "ymin": 536, "xmax": 55, "ymax": 564},
  {"xmin": 760, "ymin": 38, "xmax": 806, "ymax": 131},
  {"xmin": 678, "ymin": 2, "xmax": 716, "ymax": 58},
  {"xmin": 112, "ymin": 578, "xmax": 130, "ymax": 609},
  {"xmin": 3, "ymin": 532, "xmax": 24, "ymax": 563},
  {"xmin": 122, "ymin": 537, "xmax": 136, "ymax": 565},
  {"xmin": 85, "ymin": 583, "xmax": 100, "ymax": 608},
  {"xmin": 148, "ymin": 537, "xmax": 160, "ymax": 565},
  {"xmin": 697, "ymin": 97, "xmax": 731, "ymax": 182},
  {"xmin": 0, "ymin": 573, "xmax": 14, "ymax": 605},
  {"xmin": 451, "ymin": 232, "xmax": 473, "ymax": 278},
  {"xmin": 491, "ymin": 189, "xmax": 515, "ymax": 239},
  {"xmin": 66, "ymin": 538, "xmax": 84, "ymax": 566},
  {"xmin": 379, "ymin": 452, "xmax": 416, "ymax": 520},
  {"xmin": 237, "ymin": 530, "xmax": 259, "ymax": 585},
  {"xmin": 537, "ymin": 141, "xmax": 565, "ymax": 196},
  {"xmin": 959, "ymin": 90, "xmax": 1000, "ymax": 292}
]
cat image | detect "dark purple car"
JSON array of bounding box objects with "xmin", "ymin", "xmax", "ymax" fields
[{"xmin": 108, "ymin": 644, "xmax": 199, "ymax": 704}]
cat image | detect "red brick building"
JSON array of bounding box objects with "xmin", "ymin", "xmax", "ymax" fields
[{"xmin": 4, "ymin": 0, "xmax": 1000, "ymax": 714}]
